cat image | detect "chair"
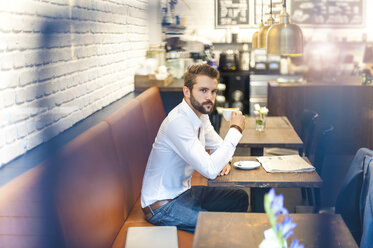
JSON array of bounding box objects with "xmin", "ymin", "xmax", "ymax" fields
[
  {"xmin": 265, "ymin": 109, "xmax": 319, "ymax": 156},
  {"xmin": 306, "ymin": 122, "xmax": 334, "ymax": 210},
  {"xmin": 335, "ymin": 148, "xmax": 373, "ymax": 244},
  {"xmin": 307, "ymin": 122, "xmax": 335, "ymax": 175},
  {"xmin": 360, "ymin": 157, "xmax": 373, "ymax": 248}
]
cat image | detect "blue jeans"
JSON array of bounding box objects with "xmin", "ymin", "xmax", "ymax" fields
[{"xmin": 147, "ymin": 186, "xmax": 248, "ymax": 233}]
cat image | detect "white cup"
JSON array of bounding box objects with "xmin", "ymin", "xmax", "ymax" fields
[{"xmin": 222, "ymin": 108, "xmax": 239, "ymax": 121}]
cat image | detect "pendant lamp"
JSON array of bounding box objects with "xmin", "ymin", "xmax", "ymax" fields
[
  {"xmin": 252, "ymin": 1, "xmax": 264, "ymax": 50},
  {"xmin": 258, "ymin": 0, "xmax": 274, "ymax": 49},
  {"xmin": 267, "ymin": 0, "xmax": 303, "ymax": 56}
]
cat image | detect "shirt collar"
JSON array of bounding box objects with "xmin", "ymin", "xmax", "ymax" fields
[{"xmin": 181, "ymin": 99, "xmax": 202, "ymax": 131}]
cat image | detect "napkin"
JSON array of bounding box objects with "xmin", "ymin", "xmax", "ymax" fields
[{"xmin": 257, "ymin": 155, "xmax": 315, "ymax": 173}]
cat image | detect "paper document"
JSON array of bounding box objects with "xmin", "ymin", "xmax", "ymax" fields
[
  {"xmin": 125, "ymin": 226, "xmax": 178, "ymax": 248},
  {"xmin": 257, "ymin": 155, "xmax": 315, "ymax": 173}
]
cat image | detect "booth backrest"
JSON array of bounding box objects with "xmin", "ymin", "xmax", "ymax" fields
[
  {"xmin": 137, "ymin": 86, "xmax": 166, "ymax": 145},
  {"xmin": 104, "ymin": 98, "xmax": 151, "ymax": 218},
  {"xmin": 53, "ymin": 121, "xmax": 127, "ymax": 248}
]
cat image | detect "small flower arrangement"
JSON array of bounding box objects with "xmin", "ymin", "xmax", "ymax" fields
[
  {"xmin": 253, "ymin": 104, "xmax": 269, "ymax": 117},
  {"xmin": 259, "ymin": 188, "xmax": 304, "ymax": 248},
  {"xmin": 253, "ymin": 104, "xmax": 268, "ymax": 131}
]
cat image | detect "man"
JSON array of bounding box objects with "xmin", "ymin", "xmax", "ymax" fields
[{"xmin": 141, "ymin": 64, "xmax": 248, "ymax": 233}]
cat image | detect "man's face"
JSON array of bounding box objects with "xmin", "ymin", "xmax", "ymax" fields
[{"xmin": 187, "ymin": 75, "xmax": 218, "ymax": 116}]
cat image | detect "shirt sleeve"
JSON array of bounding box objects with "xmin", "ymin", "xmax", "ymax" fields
[
  {"xmin": 166, "ymin": 116, "xmax": 242, "ymax": 179},
  {"xmin": 203, "ymin": 116, "xmax": 224, "ymax": 152}
]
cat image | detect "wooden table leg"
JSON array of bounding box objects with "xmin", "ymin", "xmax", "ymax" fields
[{"xmin": 250, "ymin": 188, "xmax": 267, "ymax": 212}]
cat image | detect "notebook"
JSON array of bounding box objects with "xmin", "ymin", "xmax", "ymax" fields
[
  {"xmin": 125, "ymin": 226, "xmax": 178, "ymax": 248},
  {"xmin": 257, "ymin": 155, "xmax": 315, "ymax": 173}
]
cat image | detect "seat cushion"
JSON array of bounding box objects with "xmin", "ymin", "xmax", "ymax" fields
[{"xmin": 112, "ymin": 199, "xmax": 194, "ymax": 248}]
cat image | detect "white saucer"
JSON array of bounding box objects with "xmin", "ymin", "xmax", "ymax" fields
[{"xmin": 233, "ymin": 161, "xmax": 261, "ymax": 170}]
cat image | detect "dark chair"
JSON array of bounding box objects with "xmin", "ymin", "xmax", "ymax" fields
[
  {"xmin": 265, "ymin": 109, "xmax": 319, "ymax": 156},
  {"xmin": 335, "ymin": 148, "xmax": 373, "ymax": 244},
  {"xmin": 360, "ymin": 157, "xmax": 373, "ymax": 248},
  {"xmin": 307, "ymin": 122, "xmax": 335, "ymax": 175},
  {"xmin": 306, "ymin": 121, "xmax": 334, "ymax": 210},
  {"xmin": 299, "ymin": 109, "xmax": 319, "ymax": 157}
]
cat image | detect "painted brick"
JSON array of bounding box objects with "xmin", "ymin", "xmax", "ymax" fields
[
  {"xmin": 3, "ymin": 89, "xmax": 15, "ymax": 107},
  {"xmin": 15, "ymin": 88, "xmax": 27, "ymax": 104},
  {"xmin": 19, "ymin": 68, "xmax": 38, "ymax": 86},
  {"xmin": 16, "ymin": 121, "xmax": 28, "ymax": 139},
  {"xmin": 1, "ymin": 0, "xmax": 148, "ymax": 165},
  {"xmin": 0, "ymin": 127, "xmax": 5, "ymax": 148},
  {"xmin": 1, "ymin": 139, "xmax": 26, "ymax": 165},
  {"xmin": 8, "ymin": 106, "xmax": 30, "ymax": 124},
  {"xmin": 26, "ymin": 130, "xmax": 44, "ymax": 150},
  {"xmin": 26, "ymin": 119, "xmax": 37, "ymax": 135},
  {"xmin": 1, "ymin": 53, "xmax": 13, "ymax": 70},
  {"xmin": 5, "ymin": 124, "xmax": 17, "ymax": 144},
  {"xmin": 0, "ymin": 71, "xmax": 19, "ymax": 89}
]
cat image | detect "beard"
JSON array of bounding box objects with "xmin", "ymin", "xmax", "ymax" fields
[{"xmin": 190, "ymin": 92, "xmax": 214, "ymax": 115}]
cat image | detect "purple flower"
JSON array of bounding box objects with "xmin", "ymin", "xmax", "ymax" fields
[
  {"xmin": 290, "ymin": 238, "xmax": 304, "ymax": 248},
  {"xmin": 263, "ymin": 188, "xmax": 303, "ymax": 248},
  {"xmin": 281, "ymin": 216, "xmax": 297, "ymax": 239},
  {"xmin": 269, "ymin": 189, "xmax": 288, "ymax": 217}
]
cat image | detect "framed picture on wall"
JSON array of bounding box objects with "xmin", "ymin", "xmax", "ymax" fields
[
  {"xmin": 290, "ymin": 0, "xmax": 365, "ymax": 27},
  {"xmin": 215, "ymin": 0, "xmax": 250, "ymax": 28}
]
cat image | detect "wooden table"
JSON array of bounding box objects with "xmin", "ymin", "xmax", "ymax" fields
[
  {"xmin": 219, "ymin": 116, "xmax": 303, "ymax": 156},
  {"xmin": 193, "ymin": 212, "xmax": 358, "ymax": 248},
  {"xmin": 208, "ymin": 156, "xmax": 323, "ymax": 212}
]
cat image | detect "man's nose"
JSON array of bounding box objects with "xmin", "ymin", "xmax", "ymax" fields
[{"xmin": 206, "ymin": 92, "xmax": 214, "ymax": 100}]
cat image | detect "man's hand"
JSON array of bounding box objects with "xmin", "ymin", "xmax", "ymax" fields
[
  {"xmin": 230, "ymin": 111, "xmax": 245, "ymax": 133},
  {"xmin": 218, "ymin": 163, "xmax": 231, "ymax": 176}
]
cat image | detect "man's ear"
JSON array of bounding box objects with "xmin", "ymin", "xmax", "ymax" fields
[{"xmin": 183, "ymin": 86, "xmax": 190, "ymax": 99}]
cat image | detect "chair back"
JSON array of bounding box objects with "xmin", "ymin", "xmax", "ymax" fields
[
  {"xmin": 299, "ymin": 109, "xmax": 319, "ymax": 157},
  {"xmin": 359, "ymin": 157, "xmax": 373, "ymax": 248},
  {"xmin": 308, "ymin": 122, "xmax": 334, "ymax": 175},
  {"xmin": 335, "ymin": 148, "xmax": 373, "ymax": 244}
]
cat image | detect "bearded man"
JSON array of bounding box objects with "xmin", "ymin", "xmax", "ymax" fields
[{"xmin": 141, "ymin": 64, "xmax": 248, "ymax": 233}]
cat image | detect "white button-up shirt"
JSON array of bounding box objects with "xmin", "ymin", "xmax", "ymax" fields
[{"xmin": 141, "ymin": 99, "xmax": 242, "ymax": 207}]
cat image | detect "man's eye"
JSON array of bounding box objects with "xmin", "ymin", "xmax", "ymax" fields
[{"xmin": 201, "ymin": 89, "xmax": 207, "ymax": 93}]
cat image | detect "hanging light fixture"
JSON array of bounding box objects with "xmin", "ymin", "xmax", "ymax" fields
[
  {"xmin": 252, "ymin": 0, "xmax": 264, "ymax": 50},
  {"xmin": 267, "ymin": 0, "xmax": 303, "ymax": 56},
  {"xmin": 258, "ymin": 0, "xmax": 274, "ymax": 49}
]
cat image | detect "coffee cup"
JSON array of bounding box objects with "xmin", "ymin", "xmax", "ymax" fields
[{"xmin": 222, "ymin": 108, "xmax": 239, "ymax": 121}]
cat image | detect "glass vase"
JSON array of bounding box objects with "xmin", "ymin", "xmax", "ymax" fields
[{"xmin": 256, "ymin": 114, "xmax": 266, "ymax": 131}]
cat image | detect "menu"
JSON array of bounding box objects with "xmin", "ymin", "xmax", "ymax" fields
[
  {"xmin": 254, "ymin": 0, "xmax": 284, "ymax": 25},
  {"xmin": 290, "ymin": 0, "xmax": 364, "ymax": 27},
  {"xmin": 216, "ymin": 0, "xmax": 250, "ymax": 26}
]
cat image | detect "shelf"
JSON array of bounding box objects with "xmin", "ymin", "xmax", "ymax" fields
[{"xmin": 162, "ymin": 24, "xmax": 186, "ymax": 35}]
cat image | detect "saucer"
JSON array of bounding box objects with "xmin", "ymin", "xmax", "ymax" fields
[{"xmin": 233, "ymin": 161, "xmax": 261, "ymax": 170}]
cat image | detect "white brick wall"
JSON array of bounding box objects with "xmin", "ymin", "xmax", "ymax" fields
[{"xmin": 0, "ymin": 0, "xmax": 150, "ymax": 166}]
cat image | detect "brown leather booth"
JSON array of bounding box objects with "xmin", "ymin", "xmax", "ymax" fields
[{"xmin": 0, "ymin": 87, "xmax": 197, "ymax": 248}]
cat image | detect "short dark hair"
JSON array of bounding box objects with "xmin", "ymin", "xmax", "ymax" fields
[{"xmin": 184, "ymin": 64, "xmax": 219, "ymax": 91}]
